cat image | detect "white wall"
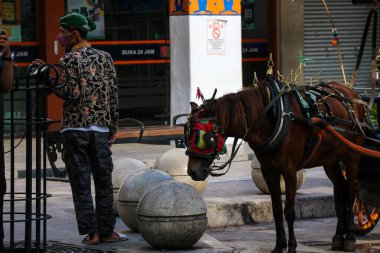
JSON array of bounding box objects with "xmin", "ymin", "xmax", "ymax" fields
[
  {"xmin": 170, "ymin": 16, "xmax": 191, "ymax": 124},
  {"xmin": 170, "ymin": 15, "xmax": 242, "ymax": 124}
]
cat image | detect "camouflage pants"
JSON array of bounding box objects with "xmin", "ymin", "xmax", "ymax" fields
[{"xmin": 61, "ymin": 130, "xmax": 115, "ymax": 237}]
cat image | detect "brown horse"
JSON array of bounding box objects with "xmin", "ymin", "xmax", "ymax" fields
[{"xmin": 186, "ymin": 76, "xmax": 370, "ymax": 253}]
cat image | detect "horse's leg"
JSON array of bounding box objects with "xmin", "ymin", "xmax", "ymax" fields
[
  {"xmin": 323, "ymin": 160, "xmax": 347, "ymax": 251},
  {"xmin": 283, "ymin": 168, "xmax": 298, "ymax": 253},
  {"xmin": 342, "ymin": 154, "xmax": 360, "ymax": 252},
  {"xmin": 261, "ymin": 166, "xmax": 287, "ymax": 253}
]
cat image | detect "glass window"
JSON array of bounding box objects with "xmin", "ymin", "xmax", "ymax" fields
[
  {"xmin": 3, "ymin": 0, "xmax": 38, "ymax": 135},
  {"xmin": 20, "ymin": 0, "xmax": 37, "ymax": 41},
  {"xmin": 63, "ymin": 0, "xmax": 170, "ymax": 125},
  {"xmin": 1, "ymin": 0, "xmax": 37, "ymax": 41},
  {"xmin": 104, "ymin": 0, "xmax": 170, "ymax": 125},
  {"xmin": 241, "ymin": 0, "xmax": 269, "ymax": 85},
  {"xmin": 117, "ymin": 63, "xmax": 170, "ymax": 125},
  {"xmin": 104, "ymin": 0, "xmax": 168, "ymax": 41}
]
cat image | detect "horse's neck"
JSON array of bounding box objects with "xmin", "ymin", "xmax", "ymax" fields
[
  {"xmin": 216, "ymin": 84, "xmax": 274, "ymax": 141},
  {"xmin": 249, "ymin": 83, "xmax": 276, "ymax": 143}
]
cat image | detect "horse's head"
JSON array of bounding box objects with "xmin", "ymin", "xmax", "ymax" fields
[{"xmin": 185, "ymin": 102, "xmax": 226, "ymax": 181}]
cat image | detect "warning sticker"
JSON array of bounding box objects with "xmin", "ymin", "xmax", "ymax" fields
[{"xmin": 207, "ymin": 19, "xmax": 226, "ymax": 55}]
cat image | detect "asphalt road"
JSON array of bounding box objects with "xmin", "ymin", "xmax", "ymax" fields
[
  {"xmin": 3, "ymin": 178, "xmax": 380, "ymax": 253},
  {"xmin": 208, "ymin": 217, "xmax": 380, "ymax": 253},
  {"xmin": 3, "ymin": 141, "xmax": 380, "ymax": 252}
]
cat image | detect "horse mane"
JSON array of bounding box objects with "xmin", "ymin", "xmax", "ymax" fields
[{"xmin": 214, "ymin": 80, "xmax": 270, "ymax": 134}]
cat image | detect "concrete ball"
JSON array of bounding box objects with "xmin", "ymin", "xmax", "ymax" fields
[
  {"xmin": 113, "ymin": 158, "xmax": 149, "ymax": 189},
  {"xmin": 117, "ymin": 169, "xmax": 172, "ymax": 231},
  {"xmin": 136, "ymin": 180, "xmax": 207, "ymax": 250},
  {"xmin": 154, "ymin": 148, "xmax": 208, "ymax": 194},
  {"xmin": 112, "ymin": 158, "xmax": 149, "ymax": 215},
  {"xmin": 251, "ymin": 159, "xmax": 306, "ymax": 194}
]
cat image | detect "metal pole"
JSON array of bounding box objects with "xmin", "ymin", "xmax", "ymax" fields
[
  {"xmin": 10, "ymin": 89, "xmax": 15, "ymax": 253},
  {"xmin": 35, "ymin": 79, "xmax": 41, "ymax": 252},
  {"xmin": 0, "ymin": 94, "xmax": 5, "ymax": 253},
  {"xmin": 42, "ymin": 87, "xmax": 48, "ymax": 251},
  {"xmin": 25, "ymin": 83, "xmax": 33, "ymax": 253},
  {"xmin": 321, "ymin": 0, "xmax": 347, "ymax": 85}
]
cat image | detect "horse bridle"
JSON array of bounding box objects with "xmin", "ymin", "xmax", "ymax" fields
[
  {"xmin": 185, "ymin": 102, "xmax": 251, "ymax": 177},
  {"xmin": 185, "ymin": 107, "xmax": 226, "ymax": 160}
]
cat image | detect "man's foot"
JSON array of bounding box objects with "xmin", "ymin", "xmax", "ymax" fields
[
  {"xmin": 100, "ymin": 232, "xmax": 128, "ymax": 243},
  {"xmin": 82, "ymin": 232, "xmax": 100, "ymax": 245}
]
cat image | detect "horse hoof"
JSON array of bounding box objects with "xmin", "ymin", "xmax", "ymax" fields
[
  {"xmin": 344, "ymin": 240, "xmax": 356, "ymax": 252},
  {"xmin": 271, "ymin": 246, "xmax": 285, "ymax": 253},
  {"xmin": 331, "ymin": 239, "xmax": 344, "ymax": 251}
]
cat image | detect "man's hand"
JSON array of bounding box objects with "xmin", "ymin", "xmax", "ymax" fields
[
  {"xmin": 0, "ymin": 30, "xmax": 11, "ymax": 58},
  {"xmin": 31, "ymin": 59, "xmax": 46, "ymax": 66},
  {"xmin": 108, "ymin": 134, "xmax": 116, "ymax": 148},
  {"xmin": 0, "ymin": 30, "xmax": 13, "ymax": 93}
]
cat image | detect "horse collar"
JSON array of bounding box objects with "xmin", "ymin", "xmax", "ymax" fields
[{"xmin": 252, "ymin": 76, "xmax": 291, "ymax": 154}]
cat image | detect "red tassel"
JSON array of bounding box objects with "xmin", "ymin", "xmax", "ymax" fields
[{"xmin": 196, "ymin": 87, "xmax": 201, "ymax": 99}]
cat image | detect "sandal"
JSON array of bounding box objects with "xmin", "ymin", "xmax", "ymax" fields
[
  {"xmin": 82, "ymin": 232, "xmax": 100, "ymax": 245},
  {"xmin": 100, "ymin": 232, "xmax": 128, "ymax": 243}
]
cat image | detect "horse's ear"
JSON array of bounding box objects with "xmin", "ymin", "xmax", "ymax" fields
[{"xmin": 190, "ymin": 102, "xmax": 199, "ymax": 110}]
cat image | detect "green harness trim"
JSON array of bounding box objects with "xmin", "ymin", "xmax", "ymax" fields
[{"xmin": 295, "ymin": 90, "xmax": 318, "ymax": 119}]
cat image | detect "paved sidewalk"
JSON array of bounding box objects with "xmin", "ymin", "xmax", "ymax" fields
[{"xmin": 3, "ymin": 139, "xmax": 338, "ymax": 252}]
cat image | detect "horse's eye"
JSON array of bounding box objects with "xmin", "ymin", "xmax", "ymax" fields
[{"xmin": 195, "ymin": 130, "xmax": 207, "ymax": 149}]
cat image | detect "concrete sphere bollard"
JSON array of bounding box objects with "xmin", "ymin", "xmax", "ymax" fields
[
  {"xmin": 117, "ymin": 169, "xmax": 172, "ymax": 231},
  {"xmin": 136, "ymin": 180, "xmax": 207, "ymax": 250},
  {"xmin": 112, "ymin": 158, "xmax": 149, "ymax": 215},
  {"xmin": 251, "ymin": 158, "xmax": 306, "ymax": 194},
  {"xmin": 154, "ymin": 148, "xmax": 208, "ymax": 194}
]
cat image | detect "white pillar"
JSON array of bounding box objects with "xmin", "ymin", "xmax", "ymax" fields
[{"xmin": 170, "ymin": 0, "xmax": 242, "ymax": 124}]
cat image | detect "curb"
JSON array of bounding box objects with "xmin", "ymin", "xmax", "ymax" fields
[
  {"xmin": 6, "ymin": 168, "xmax": 55, "ymax": 179},
  {"xmin": 205, "ymin": 194, "xmax": 335, "ymax": 228}
]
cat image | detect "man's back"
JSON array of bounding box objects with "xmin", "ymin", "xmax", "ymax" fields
[{"xmin": 57, "ymin": 46, "xmax": 119, "ymax": 133}]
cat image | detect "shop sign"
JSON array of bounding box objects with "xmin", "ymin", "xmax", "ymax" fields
[
  {"xmin": 92, "ymin": 42, "xmax": 170, "ymax": 62},
  {"xmin": 12, "ymin": 45, "xmax": 38, "ymax": 63},
  {"xmin": 242, "ymin": 41, "xmax": 268, "ymax": 59}
]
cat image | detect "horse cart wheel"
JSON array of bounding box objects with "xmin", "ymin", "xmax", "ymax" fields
[{"xmin": 353, "ymin": 190, "xmax": 380, "ymax": 235}]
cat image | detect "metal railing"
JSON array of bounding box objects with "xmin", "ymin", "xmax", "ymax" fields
[{"xmin": 2, "ymin": 64, "xmax": 58, "ymax": 253}]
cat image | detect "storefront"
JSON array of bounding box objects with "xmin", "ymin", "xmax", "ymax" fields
[
  {"xmin": 304, "ymin": 0, "xmax": 380, "ymax": 88},
  {"xmin": 3, "ymin": 0, "xmax": 275, "ymax": 133}
]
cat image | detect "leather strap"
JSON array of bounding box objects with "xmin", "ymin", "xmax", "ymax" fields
[
  {"xmin": 326, "ymin": 124, "xmax": 380, "ymax": 158},
  {"xmin": 309, "ymin": 117, "xmax": 380, "ymax": 158},
  {"xmin": 350, "ymin": 8, "xmax": 377, "ymax": 110}
]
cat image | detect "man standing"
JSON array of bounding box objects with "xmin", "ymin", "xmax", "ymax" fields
[
  {"xmin": 33, "ymin": 12, "xmax": 125, "ymax": 245},
  {"xmin": 0, "ymin": 30, "xmax": 14, "ymax": 251}
]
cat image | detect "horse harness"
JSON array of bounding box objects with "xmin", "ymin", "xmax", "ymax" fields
[
  {"xmin": 292, "ymin": 83, "xmax": 372, "ymax": 167},
  {"xmin": 185, "ymin": 75, "xmax": 380, "ymax": 177},
  {"xmin": 261, "ymin": 76, "xmax": 380, "ymax": 164}
]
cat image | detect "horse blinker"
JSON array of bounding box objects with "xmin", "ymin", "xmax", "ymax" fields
[{"xmin": 185, "ymin": 119, "xmax": 226, "ymax": 159}]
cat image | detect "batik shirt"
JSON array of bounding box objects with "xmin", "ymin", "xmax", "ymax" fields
[{"xmin": 55, "ymin": 46, "xmax": 119, "ymax": 136}]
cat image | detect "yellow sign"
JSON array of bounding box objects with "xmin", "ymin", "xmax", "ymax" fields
[
  {"xmin": 169, "ymin": 0, "xmax": 241, "ymax": 15},
  {"xmin": 2, "ymin": 1, "xmax": 16, "ymax": 24}
]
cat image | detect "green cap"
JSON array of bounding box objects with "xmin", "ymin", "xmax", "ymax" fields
[{"xmin": 60, "ymin": 12, "xmax": 96, "ymax": 32}]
